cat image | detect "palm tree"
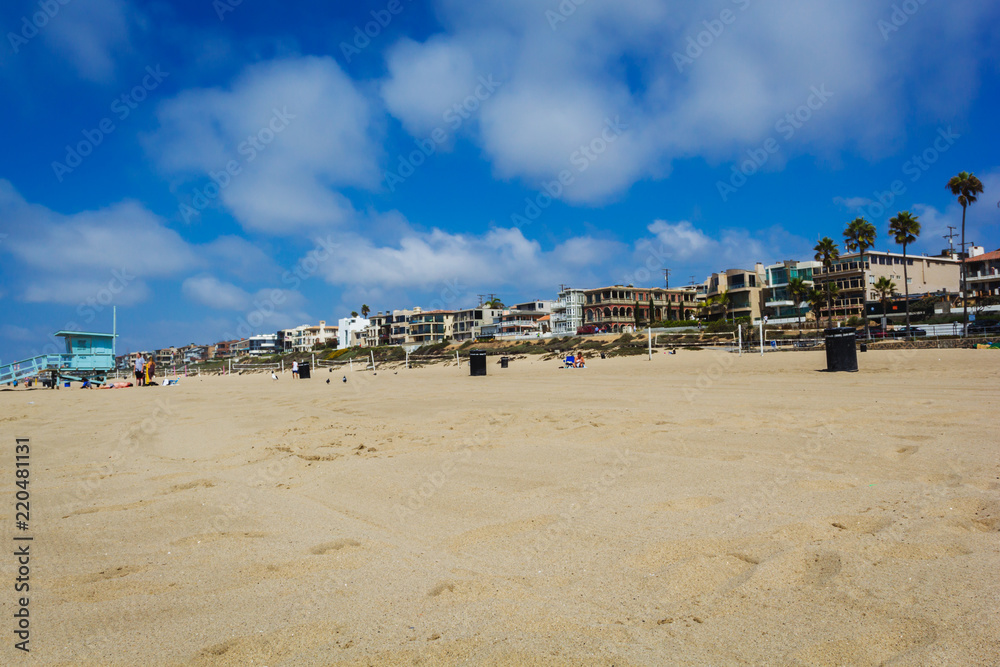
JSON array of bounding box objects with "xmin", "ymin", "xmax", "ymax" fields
[
  {"xmin": 716, "ymin": 290, "xmax": 732, "ymax": 322},
  {"xmin": 889, "ymin": 211, "xmax": 921, "ymax": 333},
  {"xmin": 485, "ymin": 298, "xmax": 504, "ymax": 309},
  {"xmin": 361, "ymin": 304, "xmax": 370, "ymax": 318},
  {"xmin": 823, "ymin": 282, "xmax": 841, "ymax": 329},
  {"xmin": 946, "ymin": 172, "xmax": 985, "ymax": 335},
  {"xmin": 787, "ymin": 277, "xmax": 809, "ymax": 337},
  {"xmin": 807, "ymin": 287, "xmax": 826, "ymax": 328},
  {"xmin": 351, "ymin": 311, "xmax": 359, "ymax": 318},
  {"xmin": 844, "ymin": 217, "xmax": 877, "ymax": 337},
  {"xmin": 814, "ymin": 236, "xmax": 840, "ymax": 327},
  {"xmin": 700, "ymin": 296, "xmax": 716, "ymax": 321},
  {"xmin": 874, "ymin": 277, "xmax": 897, "ymax": 325}
]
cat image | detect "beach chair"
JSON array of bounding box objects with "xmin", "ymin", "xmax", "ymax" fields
[{"xmin": 564, "ymin": 355, "xmax": 575, "ymax": 368}]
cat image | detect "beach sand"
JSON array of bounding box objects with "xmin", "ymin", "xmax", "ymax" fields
[{"xmin": 1, "ymin": 348, "xmax": 998, "ymax": 665}]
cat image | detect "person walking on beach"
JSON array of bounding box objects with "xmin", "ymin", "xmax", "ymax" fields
[
  {"xmin": 134, "ymin": 354, "xmax": 145, "ymax": 387},
  {"xmin": 292, "ymin": 360, "xmax": 299, "ymax": 379}
]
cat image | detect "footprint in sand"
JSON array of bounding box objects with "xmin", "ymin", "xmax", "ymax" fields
[
  {"xmin": 309, "ymin": 539, "xmax": 361, "ymax": 555},
  {"xmin": 166, "ymin": 479, "xmax": 216, "ymax": 493},
  {"xmin": 828, "ymin": 515, "xmax": 893, "ymax": 534}
]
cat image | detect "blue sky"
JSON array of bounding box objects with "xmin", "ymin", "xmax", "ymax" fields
[{"xmin": 1, "ymin": 0, "xmax": 999, "ymax": 359}]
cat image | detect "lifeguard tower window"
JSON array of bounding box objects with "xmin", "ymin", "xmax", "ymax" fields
[{"xmin": 72, "ymin": 338, "xmax": 92, "ymax": 353}]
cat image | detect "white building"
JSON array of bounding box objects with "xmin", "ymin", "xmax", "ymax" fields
[
  {"xmin": 551, "ymin": 288, "xmax": 586, "ymax": 335},
  {"xmin": 247, "ymin": 334, "xmax": 279, "ymax": 356},
  {"xmin": 337, "ymin": 316, "xmax": 370, "ymax": 349}
]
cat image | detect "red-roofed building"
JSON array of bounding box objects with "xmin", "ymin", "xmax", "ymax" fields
[{"xmin": 964, "ymin": 248, "xmax": 1000, "ymax": 299}]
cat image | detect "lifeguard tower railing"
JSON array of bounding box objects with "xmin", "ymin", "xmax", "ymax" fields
[{"xmin": 0, "ymin": 330, "xmax": 117, "ymax": 386}]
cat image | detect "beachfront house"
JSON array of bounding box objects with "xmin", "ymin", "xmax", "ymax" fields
[
  {"xmin": 964, "ymin": 248, "xmax": 1000, "ymax": 301},
  {"xmin": 247, "ymin": 334, "xmax": 279, "ymax": 356},
  {"xmin": 762, "ymin": 260, "xmax": 822, "ymax": 323},
  {"xmin": 583, "ymin": 286, "xmax": 698, "ymax": 332},
  {"xmin": 453, "ymin": 306, "xmax": 504, "ymax": 342},
  {"xmin": 337, "ymin": 315, "xmax": 370, "ymax": 349},
  {"xmin": 280, "ymin": 321, "xmax": 337, "ymax": 351},
  {"xmin": 551, "ymin": 288, "xmax": 587, "ymax": 335},
  {"xmin": 812, "ymin": 250, "xmax": 960, "ymax": 323},
  {"xmin": 408, "ymin": 310, "xmax": 455, "ymax": 344},
  {"xmin": 703, "ymin": 266, "xmax": 767, "ymax": 322}
]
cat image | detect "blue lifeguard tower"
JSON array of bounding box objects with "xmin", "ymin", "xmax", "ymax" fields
[{"xmin": 0, "ymin": 330, "xmax": 118, "ymax": 388}]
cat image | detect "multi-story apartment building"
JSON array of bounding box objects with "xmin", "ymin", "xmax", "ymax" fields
[
  {"xmin": 408, "ymin": 310, "xmax": 455, "ymax": 344},
  {"xmin": 247, "ymin": 334, "xmax": 279, "ymax": 356},
  {"xmin": 703, "ymin": 265, "xmax": 767, "ymax": 321},
  {"xmin": 812, "ymin": 251, "xmax": 960, "ymax": 322},
  {"xmin": 154, "ymin": 347, "xmax": 178, "ymax": 367},
  {"xmin": 453, "ymin": 307, "xmax": 504, "ymax": 342},
  {"xmin": 280, "ymin": 321, "xmax": 336, "ymax": 351},
  {"xmin": 582, "ymin": 286, "xmax": 698, "ymax": 332},
  {"xmin": 359, "ymin": 313, "xmax": 392, "ymax": 348},
  {"xmin": 551, "ymin": 288, "xmax": 586, "ymax": 335},
  {"xmin": 964, "ymin": 248, "xmax": 1000, "ymax": 299},
  {"xmin": 763, "ymin": 260, "xmax": 822, "ymax": 321}
]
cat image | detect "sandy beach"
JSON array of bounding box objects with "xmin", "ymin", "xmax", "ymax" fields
[{"xmin": 1, "ymin": 348, "xmax": 998, "ymax": 665}]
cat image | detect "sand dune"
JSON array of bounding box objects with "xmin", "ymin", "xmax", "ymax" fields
[{"xmin": 1, "ymin": 348, "xmax": 997, "ymax": 665}]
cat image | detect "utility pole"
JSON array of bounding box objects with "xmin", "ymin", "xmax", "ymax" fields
[
  {"xmin": 477, "ymin": 294, "xmax": 486, "ymax": 307},
  {"xmin": 943, "ymin": 226, "xmax": 958, "ymax": 253},
  {"xmin": 662, "ymin": 269, "xmax": 670, "ymax": 289}
]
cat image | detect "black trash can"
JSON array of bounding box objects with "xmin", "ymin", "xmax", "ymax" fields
[
  {"xmin": 500, "ymin": 356, "xmax": 509, "ymax": 369},
  {"xmin": 298, "ymin": 363, "xmax": 311, "ymax": 379},
  {"xmin": 824, "ymin": 327, "xmax": 858, "ymax": 372},
  {"xmin": 469, "ymin": 350, "xmax": 487, "ymax": 376}
]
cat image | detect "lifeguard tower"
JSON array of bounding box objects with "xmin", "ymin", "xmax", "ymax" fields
[{"xmin": 0, "ymin": 330, "xmax": 118, "ymax": 388}]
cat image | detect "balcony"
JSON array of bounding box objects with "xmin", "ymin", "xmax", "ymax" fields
[{"xmin": 816, "ymin": 261, "xmax": 869, "ymax": 276}]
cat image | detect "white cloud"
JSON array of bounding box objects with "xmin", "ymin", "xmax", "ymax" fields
[
  {"xmin": 378, "ymin": 1, "xmax": 999, "ymax": 203},
  {"xmin": 149, "ymin": 56, "xmax": 380, "ymax": 233},
  {"xmin": 181, "ymin": 275, "xmax": 252, "ymax": 311},
  {"xmin": 0, "ymin": 181, "xmax": 289, "ymax": 307},
  {"xmin": 313, "ymin": 225, "xmax": 621, "ymax": 292},
  {"xmin": 380, "ymin": 37, "xmax": 478, "ymax": 136}
]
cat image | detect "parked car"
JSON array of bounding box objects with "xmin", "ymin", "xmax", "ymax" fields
[
  {"xmin": 968, "ymin": 321, "xmax": 1000, "ymax": 335},
  {"xmin": 890, "ymin": 326, "xmax": 926, "ymax": 338}
]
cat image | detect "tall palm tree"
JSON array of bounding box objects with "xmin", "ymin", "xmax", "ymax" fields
[
  {"xmin": 843, "ymin": 217, "xmax": 877, "ymax": 337},
  {"xmin": 946, "ymin": 172, "xmax": 985, "ymax": 335},
  {"xmin": 361, "ymin": 304, "xmax": 370, "ymax": 318},
  {"xmin": 889, "ymin": 211, "xmax": 921, "ymax": 333},
  {"xmin": 787, "ymin": 276, "xmax": 809, "ymax": 337},
  {"xmin": 874, "ymin": 277, "xmax": 897, "ymax": 325},
  {"xmin": 814, "ymin": 236, "xmax": 840, "ymax": 327}
]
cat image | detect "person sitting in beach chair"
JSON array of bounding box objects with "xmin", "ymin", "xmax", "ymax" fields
[{"xmin": 574, "ymin": 353, "xmax": 586, "ymax": 368}]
